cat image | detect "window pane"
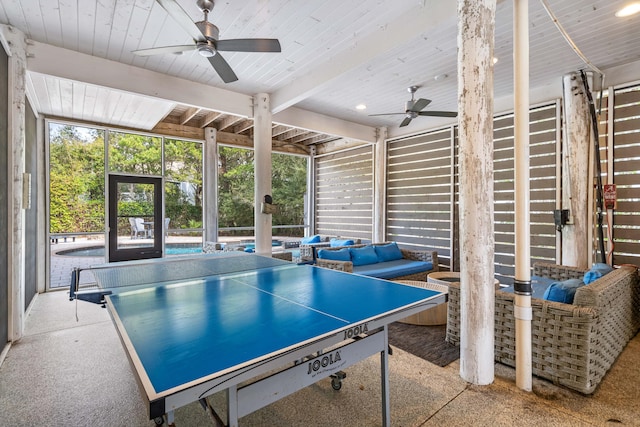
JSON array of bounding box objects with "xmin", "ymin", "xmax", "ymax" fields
[
  {"xmin": 108, "ymin": 131, "xmax": 162, "ymax": 175},
  {"xmin": 164, "ymin": 138, "xmax": 203, "ymax": 230},
  {"xmin": 49, "ymin": 123, "xmax": 105, "ymax": 233}
]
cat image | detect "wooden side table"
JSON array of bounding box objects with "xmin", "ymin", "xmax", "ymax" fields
[
  {"xmin": 395, "ymin": 280, "xmax": 449, "ymax": 326},
  {"xmin": 428, "ymin": 271, "xmax": 500, "ymax": 289}
]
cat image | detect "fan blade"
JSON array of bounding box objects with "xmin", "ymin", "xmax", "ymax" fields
[
  {"xmin": 417, "ymin": 111, "xmax": 458, "ymax": 117},
  {"xmin": 132, "ymin": 45, "xmax": 194, "ymax": 56},
  {"xmin": 216, "ymin": 39, "xmax": 281, "ymax": 52},
  {"xmin": 410, "ymin": 98, "xmax": 431, "ymax": 112},
  {"xmin": 368, "ymin": 112, "xmax": 406, "ymax": 117},
  {"xmin": 209, "ymin": 53, "xmax": 238, "ymax": 83},
  {"xmin": 156, "ymin": 0, "xmax": 206, "ymax": 41},
  {"xmin": 400, "ymin": 117, "xmax": 413, "ymax": 127}
]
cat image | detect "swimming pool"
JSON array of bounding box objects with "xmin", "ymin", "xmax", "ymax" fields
[{"xmin": 55, "ymin": 244, "xmax": 203, "ymax": 257}]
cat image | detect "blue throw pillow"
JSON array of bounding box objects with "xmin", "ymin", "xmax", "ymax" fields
[
  {"xmin": 542, "ymin": 278, "xmax": 584, "ymax": 304},
  {"xmin": 350, "ymin": 245, "xmax": 379, "ymax": 266},
  {"xmin": 301, "ymin": 234, "xmax": 321, "ymax": 244},
  {"xmin": 330, "ymin": 238, "xmax": 355, "ymax": 247},
  {"xmin": 374, "ymin": 242, "xmax": 404, "ymax": 262},
  {"xmin": 317, "ymin": 248, "xmax": 351, "ymax": 261},
  {"xmin": 583, "ymin": 263, "xmax": 614, "ymax": 284}
]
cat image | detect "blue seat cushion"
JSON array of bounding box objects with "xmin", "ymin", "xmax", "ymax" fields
[
  {"xmin": 374, "ymin": 242, "xmax": 404, "ymax": 262},
  {"xmin": 301, "ymin": 234, "xmax": 321, "ymax": 244},
  {"xmin": 583, "ymin": 263, "xmax": 613, "ymax": 284},
  {"xmin": 352, "ymin": 259, "xmax": 433, "ymax": 279},
  {"xmin": 330, "ymin": 238, "xmax": 355, "ymax": 247},
  {"xmin": 350, "ymin": 245, "xmax": 379, "ymax": 266},
  {"xmin": 317, "ymin": 248, "xmax": 351, "ymax": 261},
  {"xmin": 542, "ymin": 278, "xmax": 584, "ymax": 304}
]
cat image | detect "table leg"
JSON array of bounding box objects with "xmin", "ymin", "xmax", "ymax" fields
[
  {"xmin": 380, "ymin": 325, "xmax": 390, "ymax": 427},
  {"xmin": 227, "ymin": 385, "xmax": 239, "ymax": 427}
]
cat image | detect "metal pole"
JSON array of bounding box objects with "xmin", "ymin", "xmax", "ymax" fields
[{"xmin": 513, "ymin": 0, "xmax": 532, "ymax": 392}]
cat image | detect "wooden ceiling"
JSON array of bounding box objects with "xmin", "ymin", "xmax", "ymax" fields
[{"xmin": 5, "ymin": 0, "xmax": 640, "ymax": 149}]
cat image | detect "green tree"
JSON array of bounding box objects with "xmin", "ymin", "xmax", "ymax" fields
[
  {"xmin": 165, "ymin": 139, "xmax": 203, "ymax": 229},
  {"xmin": 218, "ymin": 147, "xmax": 307, "ymax": 237},
  {"xmin": 49, "ymin": 124, "xmax": 105, "ymax": 233}
]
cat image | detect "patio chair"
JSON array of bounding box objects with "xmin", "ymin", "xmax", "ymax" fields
[
  {"xmin": 164, "ymin": 218, "xmax": 170, "ymax": 237},
  {"xmin": 129, "ymin": 217, "xmax": 146, "ymax": 239}
]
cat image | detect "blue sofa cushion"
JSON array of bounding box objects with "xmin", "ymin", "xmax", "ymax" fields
[
  {"xmin": 330, "ymin": 238, "xmax": 355, "ymax": 247},
  {"xmin": 301, "ymin": 234, "xmax": 321, "ymax": 244},
  {"xmin": 317, "ymin": 248, "xmax": 351, "ymax": 261},
  {"xmin": 353, "ymin": 259, "xmax": 433, "ymax": 279},
  {"xmin": 374, "ymin": 242, "xmax": 404, "ymax": 262},
  {"xmin": 350, "ymin": 245, "xmax": 379, "ymax": 266},
  {"xmin": 542, "ymin": 278, "xmax": 584, "ymax": 304},
  {"xmin": 583, "ymin": 263, "xmax": 614, "ymax": 284}
]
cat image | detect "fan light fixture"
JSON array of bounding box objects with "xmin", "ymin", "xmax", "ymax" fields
[
  {"xmin": 197, "ymin": 42, "xmax": 216, "ymax": 57},
  {"xmin": 615, "ymin": 2, "xmax": 640, "ymax": 17}
]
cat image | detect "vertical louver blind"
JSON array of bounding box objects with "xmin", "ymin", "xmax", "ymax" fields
[
  {"xmin": 314, "ymin": 145, "xmax": 373, "ymax": 241},
  {"xmin": 492, "ymin": 104, "xmax": 559, "ymax": 284},
  {"xmin": 610, "ymin": 85, "xmax": 640, "ymax": 266},
  {"xmin": 386, "ymin": 104, "xmax": 558, "ymax": 282},
  {"xmin": 386, "ymin": 129, "xmax": 453, "ymax": 269}
]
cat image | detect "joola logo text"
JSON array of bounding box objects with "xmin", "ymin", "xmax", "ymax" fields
[
  {"xmin": 343, "ymin": 323, "xmax": 368, "ymax": 340},
  {"xmin": 307, "ymin": 350, "xmax": 342, "ymax": 375}
]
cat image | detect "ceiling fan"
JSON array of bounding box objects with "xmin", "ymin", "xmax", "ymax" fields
[
  {"xmin": 133, "ymin": 0, "xmax": 281, "ymax": 83},
  {"xmin": 369, "ymin": 86, "xmax": 457, "ymax": 127}
]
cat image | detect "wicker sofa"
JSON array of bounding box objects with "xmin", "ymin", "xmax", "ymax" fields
[
  {"xmin": 446, "ymin": 262, "xmax": 640, "ymax": 394},
  {"xmin": 299, "ymin": 236, "xmax": 363, "ymax": 262},
  {"xmin": 315, "ymin": 242, "xmax": 439, "ymax": 281}
]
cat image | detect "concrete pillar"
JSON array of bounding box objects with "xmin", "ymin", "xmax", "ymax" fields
[
  {"xmin": 1, "ymin": 25, "xmax": 27, "ymax": 341},
  {"xmin": 456, "ymin": 0, "xmax": 496, "ymax": 385},
  {"xmin": 253, "ymin": 93, "xmax": 272, "ymax": 255},
  {"xmin": 373, "ymin": 127, "xmax": 388, "ymax": 243},
  {"xmin": 204, "ymin": 127, "xmax": 218, "ymax": 243},
  {"xmin": 561, "ymin": 72, "xmax": 592, "ymax": 269}
]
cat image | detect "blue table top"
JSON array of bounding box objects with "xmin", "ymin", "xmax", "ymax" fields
[{"xmin": 106, "ymin": 258, "xmax": 441, "ymax": 396}]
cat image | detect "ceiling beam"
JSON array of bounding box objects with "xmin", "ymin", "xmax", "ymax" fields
[
  {"xmin": 269, "ymin": 0, "xmax": 457, "ymax": 114},
  {"xmin": 274, "ymin": 107, "xmax": 376, "ymax": 143},
  {"xmin": 26, "ymin": 40, "xmax": 379, "ymax": 143},
  {"xmin": 180, "ymin": 107, "xmax": 201, "ymax": 125},
  {"xmin": 27, "ymin": 41, "xmax": 253, "ymax": 117}
]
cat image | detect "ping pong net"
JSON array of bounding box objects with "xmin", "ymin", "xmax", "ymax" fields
[{"xmin": 70, "ymin": 252, "xmax": 291, "ymax": 306}]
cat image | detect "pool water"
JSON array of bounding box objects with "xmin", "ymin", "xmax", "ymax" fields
[{"xmin": 56, "ymin": 245, "xmax": 202, "ymax": 257}]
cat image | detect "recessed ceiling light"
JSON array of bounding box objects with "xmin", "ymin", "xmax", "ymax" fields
[
  {"xmin": 493, "ymin": 57, "xmax": 499, "ymax": 64},
  {"xmin": 356, "ymin": 104, "xmax": 367, "ymax": 110},
  {"xmin": 616, "ymin": 2, "xmax": 640, "ymax": 17}
]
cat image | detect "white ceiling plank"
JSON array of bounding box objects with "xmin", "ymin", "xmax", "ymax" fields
[
  {"xmin": 107, "ymin": 0, "xmax": 137, "ymax": 61},
  {"xmin": 269, "ymin": 0, "xmax": 457, "ymax": 114},
  {"xmin": 58, "ymin": 0, "xmax": 79, "ymax": 51},
  {"xmin": 92, "ymin": 0, "xmax": 117, "ymax": 58},
  {"xmin": 81, "ymin": 83, "xmax": 99, "ymax": 122},
  {"xmin": 37, "ymin": 0, "xmax": 63, "ymax": 47}
]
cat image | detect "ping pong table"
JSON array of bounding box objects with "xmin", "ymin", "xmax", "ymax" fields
[{"xmin": 79, "ymin": 252, "xmax": 446, "ymax": 426}]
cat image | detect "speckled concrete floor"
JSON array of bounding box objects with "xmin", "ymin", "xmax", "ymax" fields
[{"xmin": 1, "ymin": 290, "xmax": 638, "ymax": 427}]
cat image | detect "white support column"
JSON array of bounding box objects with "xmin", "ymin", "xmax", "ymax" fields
[
  {"xmin": 513, "ymin": 0, "xmax": 532, "ymax": 392},
  {"xmin": 561, "ymin": 72, "xmax": 592, "ymax": 269},
  {"xmin": 457, "ymin": 0, "xmax": 496, "ymax": 385},
  {"xmin": 373, "ymin": 127, "xmax": 388, "ymax": 243},
  {"xmin": 204, "ymin": 127, "xmax": 218, "ymax": 243},
  {"xmin": 2, "ymin": 25, "xmax": 27, "ymax": 341},
  {"xmin": 253, "ymin": 94, "xmax": 272, "ymax": 255}
]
